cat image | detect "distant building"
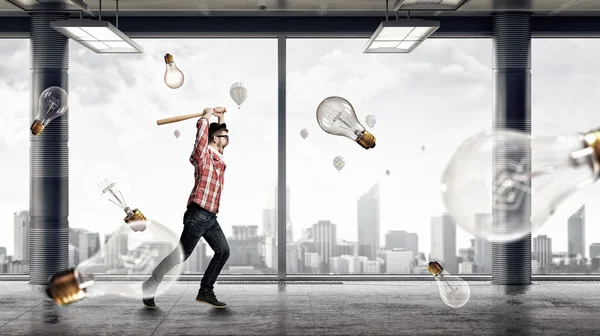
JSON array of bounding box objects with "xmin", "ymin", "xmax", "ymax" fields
[
  {"xmin": 13, "ymin": 211, "xmax": 29, "ymax": 262},
  {"xmin": 357, "ymin": 182, "xmax": 380, "ymax": 260},
  {"xmin": 385, "ymin": 231, "xmax": 418, "ymax": 256},
  {"xmin": 533, "ymin": 235, "xmax": 552, "ymax": 272},
  {"xmin": 568, "ymin": 206, "xmax": 585, "ymax": 258},
  {"xmin": 430, "ymin": 214, "xmax": 457, "ymax": 273}
]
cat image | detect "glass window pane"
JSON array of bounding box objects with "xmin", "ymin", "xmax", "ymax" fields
[
  {"xmin": 532, "ymin": 39, "xmax": 600, "ymax": 275},
  {"xmin": 0, "ymin": 39, "xmax": 30, "ymax": 275},
  {"xmin": 69, "ymin": 39, "xmax": 278, "ymax": 276},
  {"xmin": 286, "ymin": 38, "xmax": 492, "ymax": 275}
]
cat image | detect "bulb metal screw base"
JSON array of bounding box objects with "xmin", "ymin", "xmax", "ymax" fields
[
  {"xmin": 124, "ymin": 208, "xmax": 147, "ymax": 232},
  {"xmin": 357, "ymin": 131, "xmax": 376, "ymax": 149},
  {"xmin": 583, "ymin": 129, "xmax": 600, "ymax": 176},
  {"xmin": 428, "ymin": 261, "xmax": 443, "ymax": 276},
  {"xmin": 164, "ymin": 53, "xmax": 174, "ymax": 64},
  {"xmin": 30, "ymin": 120, "xmax": 45, "ymax": 135},
  {"xmin": 46, "ymin": 268, "xmax": 84, "ymax": 306}
]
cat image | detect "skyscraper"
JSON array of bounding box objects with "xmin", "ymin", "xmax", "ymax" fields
[
  {"xmin": 590, "ymin": 243, "xmax": 600, "ymax": 259},
  {"xmin": 312, "ymin": 220, "xmax": 337, "ymax": 273},
  {"xmin": 262, "ymin": 208, "xmax": 277, "ymax": 270},
  {"xmin": 0, "ymin": 247, "xmax": 6, "ymax": 264},
  {"xmin": 568, "ymin": 205, "xmax": 585, "ymax": 258},
  {"xmin": 532, "ymin": 235, "xmax": 552, "ymax": 272},
  {"xmin": 474, "ymin": 213, "xmax": 492, "ymax": 273},
  {"xmin": 263, "ymin": 185, "xmax": 293, "ymax": 272},
  {"xmin": 384, "ymin": 230, "xmax": 418, "ymax": 255},
  {"xmin": 357, "ymin": 182, "xmax": 380, "ymax": 260},
  {"xmin": 286, "ymin": 244, "xmax": 299, "ymax": 274},
  {"xmin": 336, "ymin": 240, "xmax": 355, "ymax": 257},
  {"xmin": 69, "ymin": 228, "xmax": 101, "ymax": 263},
  {"xmin": 185, "ymin": 241, "xmax": 207, "ymax": 273},
  {"xmin": 104, "ymin": 232, "xmax": 128, "ymax": 269},
  {"xmin": 229, "ymin": 225, "xmax": 262, "ymax": 268},
  {"xmin": 430, "ymin": 214, "xmax": 457, "ymax": 273},
  {"xmin": 13, "ymin": 211, "xmax": 29, "ymax": 261},
  {"xmin": 263, "ymin": 208, "xmax": 277, "ymax": 237}
]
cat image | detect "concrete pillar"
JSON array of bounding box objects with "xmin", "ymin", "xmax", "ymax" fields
[
  {"xmin": 29, "ymin": 12, "xmax": 69, "ymax": 285},
  {"xmin": 491, "ymin": 12, "xmax": 532, "ymax": 285}
]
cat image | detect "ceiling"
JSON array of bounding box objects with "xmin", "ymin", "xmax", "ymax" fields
[{"xmin": 2, "ymin": 0, "xmax": 600, "ymax": 17}]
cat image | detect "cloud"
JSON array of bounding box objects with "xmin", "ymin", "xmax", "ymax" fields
[
  {"xmin": 287, "ymin": 39, "xmax": 492, "ymax": 115},
  {"xmin": 0, "ymin": 39, "xmax": 29, "ymax": 91},
  {"xmin": 441, "ymin": 64, "xmax": 464, "ymax": 74},
  {"xmin": 531, "ymin": 39, "xmax": 600, "ymax": 133},
  {"xmin": 8, "ymin": 36, "xmax": 600, "ymax": 255}
]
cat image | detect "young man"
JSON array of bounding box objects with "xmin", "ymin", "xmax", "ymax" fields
[{"xmin": 142, "ymin": 106, "xmax": 230, "ymax": 309}]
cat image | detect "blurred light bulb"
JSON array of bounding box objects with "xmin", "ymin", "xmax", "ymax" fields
[
  {"xmin": 428, "ymin": 261, "xmax": 470, "ymax": 308},
  {"xmin": 99, "ymin": 179, "xmax": 146, "ymax": 230},
  {"xmin": 46, "ymin": 220, "xmax": 184, "ymax": 306},
  {"xmin": 441, "ymin": 129, "xmax": 600, "ymax": 242},
  {"xmin": 30, "ymin": 86, "xmax": 69, "ymax": 135},
  {"xmin": 164, "ymin": 53, "xmax": 184, "ymax": 89},
  {"xmin": 316, "ymin": 96, "xmax": 376, "ymax": 149}
]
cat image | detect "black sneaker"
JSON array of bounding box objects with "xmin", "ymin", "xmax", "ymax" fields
[
  {"xmin": 196, "ymin": 290, "xmax": 226, "ymax": 308},
  {"xmin": 142, "ymin": 281, "xmax": 157, "ymax": 309}
]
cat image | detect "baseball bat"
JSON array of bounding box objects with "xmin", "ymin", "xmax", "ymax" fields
[{"xmin": 156, "ymin": 108, "xmax": 227, "ymax": 125}]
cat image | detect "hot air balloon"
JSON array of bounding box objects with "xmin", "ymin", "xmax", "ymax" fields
[
  {"xmin": 365, "ymin": 114, "xmax": 376, "ymax": 128},
  {"xmin": 333, "ymin": 156, "xmax": 345, "ymax": 172},
  {"xmin": 229, "ymin": 82, "xmax": 248, "ymax": 109},
  {"xmin": 174, "ymin": 130, "xmax": 180, "ymax": 139},
  {"xmin": 300, "ymin": 129, "xmax": 309, "ymax": 139},
  {"xmin": 386, "ymin": 170, "xmax": 391, "ymax": 176},
  {"xmin": 421, "ymin": 145, "xmax": 426, "ymax": 151}
]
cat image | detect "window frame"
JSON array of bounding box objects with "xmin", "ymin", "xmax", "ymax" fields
[{"xmin": 1, "ymin": 30, "xmax": 599, "ymax": 281}]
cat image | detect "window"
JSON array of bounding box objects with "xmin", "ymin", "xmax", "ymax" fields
[
  {"xmin": 532, "ymin": 39, "xmax": 600, "ymax": 275},
  {"xmin": 69, "ymin": 39, "xmax": 278, "ymax": 275},
  {"xmin": 286, "ymin": 38, "xmax": 492, "ymax": 275},
  {"xmin": 0, "ymin": 39, "xmax": 30, "ymax": 274}
]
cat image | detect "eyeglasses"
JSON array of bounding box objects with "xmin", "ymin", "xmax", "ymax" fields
[{"xmin": 216, "ymin": 135, "xmax": 229, "ymax": 141}]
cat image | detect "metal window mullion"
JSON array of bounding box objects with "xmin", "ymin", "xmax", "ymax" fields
[{"xmin": 277, "ymin": 34, "xmax": 287, "ymax": 280}]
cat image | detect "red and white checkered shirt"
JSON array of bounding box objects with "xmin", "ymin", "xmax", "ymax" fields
[{"xmin": 187, "ymin": 117, "xmax": 226, "ymax": 213}]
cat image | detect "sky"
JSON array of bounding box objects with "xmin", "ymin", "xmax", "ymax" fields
[{"xmin": 1, "ymin": 37, "xmax": 600, "ymax": 260}]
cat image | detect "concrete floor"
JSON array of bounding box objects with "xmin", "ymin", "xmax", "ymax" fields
[{"xmin": 0, "ymin": 281, "xmax": 597, "ymax": 335}]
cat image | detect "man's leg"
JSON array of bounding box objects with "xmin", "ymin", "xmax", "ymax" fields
[
  {"xmin": 146, "ymin": 225, "xmax": 194, "ymax": 287},
  {"xmin": 143, "ymin": 206, "xmax": 213, "ymax": 307},
  {"xmin": 196, "ymin": 221, "xmax": 230, "ymax": 308}
]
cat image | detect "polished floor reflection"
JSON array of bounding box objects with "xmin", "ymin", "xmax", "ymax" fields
[{"xmin": 0, "ymin": 281, "xmax": 597, "ymax": 335}]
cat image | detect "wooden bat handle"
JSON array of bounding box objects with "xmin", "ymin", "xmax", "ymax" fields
[
  {"xmin": 156, "ymin": 108, "xmax": 227, "ymax": 126},
  {"xmin": 156, "ymin": 112, "xmax": 204, "ymax": 125}
]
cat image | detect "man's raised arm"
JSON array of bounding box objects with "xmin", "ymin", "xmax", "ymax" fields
[{"xmin": 190, "ymin": 107, "xmax": 214, "ymax": 162}]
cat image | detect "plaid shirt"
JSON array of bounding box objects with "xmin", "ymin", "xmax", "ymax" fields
[{"xmin": 187, "ymin": 117, "xmax": 226, "ymax": 213}]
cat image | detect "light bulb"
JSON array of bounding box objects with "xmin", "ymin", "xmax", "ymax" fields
[
  {"xmin": 99, "ymin": 179, "xmax": 146, "ymax": 230},
  {"xmin": 428, "ymin": 261, "xmax": 470, "ymax": 308},
  {"xmin": 316, "ymin": 96, "xmax": 376, "ymax": 149},
  {"xmin": 441, "ymin": 128, "xmax": 600, "ymax": 242},
  {"xmin": 30, "ymin": 86, "xmax": 68, "ymax": 135},
  {"xmin": 163, "ymin": 53, "xmax": 184, "ymax": 89},
  {"xmin": 46, "ymin": 219, "xmax": 184, "ymax": 306}
]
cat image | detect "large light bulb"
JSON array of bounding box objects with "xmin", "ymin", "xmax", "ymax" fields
[
  {"xmin": 163, "ymin": 53, "xmax": 184, "ymax": 89},
  {"xmin": 316, "ymin": 96, "xmax": 376, "ymax": 149},
  {"xmin": 441, "ymin": 129, "xmax": 600, "ymax": 242},
  {"xmin": 99, "ymin": 179, "xmax": 146, "ymax": 230},
  {"xmin": 46, "ymin": 219, "xmax": 184, "ymax": 306},
  {"xmin": 428, "ymin": 261, "xmax": 470, "ymax": 308},
  {"xmin": 30, "ymin": 86, "xmax": 69, "ymax": 135}
]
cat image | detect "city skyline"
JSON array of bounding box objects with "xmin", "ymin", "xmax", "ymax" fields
[
  {"xmin": 3, "ymin": 203, "xmax": 599, "ymax": 275},
  {"xmin": 3, "ymin": 38, "xmax": 600, "ymax": 259}
]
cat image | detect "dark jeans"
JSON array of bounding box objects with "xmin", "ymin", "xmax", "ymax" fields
[{"xmin": 147, "ymin": 202, "xmax": 230, "ymax": 293}]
